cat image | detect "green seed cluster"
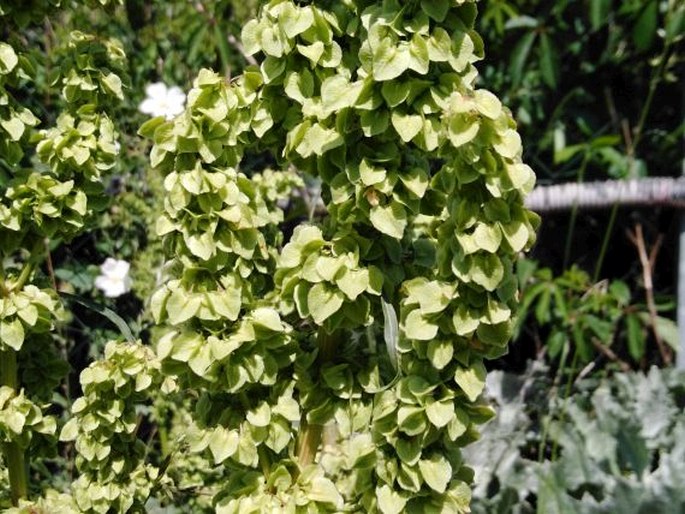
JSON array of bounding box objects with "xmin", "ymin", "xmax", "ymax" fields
[{"xmin": 142, "ymin": 0, "xmax": 538, "ymax": 512}]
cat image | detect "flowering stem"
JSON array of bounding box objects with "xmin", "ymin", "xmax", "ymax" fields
[
  {"xmin": 295, "ymin": 328, "xmax": 339, "ymax": 471},
  {"xmin": 1, "ymin": 350, "xmax": 28, "ymax": 505}
]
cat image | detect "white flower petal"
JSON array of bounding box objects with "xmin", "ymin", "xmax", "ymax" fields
[
  {"xmin": 145, "ymin": 82, "xmax": 168, "ymax": 98},
  {"xmin": 139, "ymin": 98, "xmax": 159, "ymax": 116},
  {"xmin": 95, "ymin": 259, "xmax": 132, "ymax": 297}
]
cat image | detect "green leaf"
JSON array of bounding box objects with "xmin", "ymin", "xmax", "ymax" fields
[
  {"xmin": 421, "ymin": 0, "xmax": 449, "ymax": 22},
  {"xmin": 59, "ymin": 418, "xmax": 79, "ymax": 442},
  {"xmin": 589, "ymin": 0, "xmax": 611, "ymax": 30},
  {"xmin": 633, "ymin": 1, "xmax": 658, "ymax": 51},
  {"xmin": 60, "ymin": 292, "xmax": 136, "ymax": 343},
  {"xmin": 360, "ymin": 109, "xmax": 389, "ymax": 137},
  {"xmin": 246, "ymin": 402, "xmax": 271, "ymax": 427},
  {"xmin": 639, "ymin": 313, "xmax": 679, "ymax": 351},
  {"xmin": 360, "ymin": 159, "xmax": 387, "ymax": 186},
  {"xmin": 251, "ymin": 308, "xmax": 284, "ymax": 332},
  {"xmin": 473, "ymin": 223, "xmax": 502, "ymax": 253},
  {"xmin": 165, "ymin": 289, "xmax": 202, "ymax": 325},
  {"xmin": 376, "ymin": 485, "xmax": 407, "ymax": 514},
  {"xmin": 403, "ymin": 309, "xmax": 438, "ymax": 341},
  {"xmin": 308, "ymin": 477, "xmax": 343, "ymax": 507},
  {"xmin": 336, "ymin": 269, "xmax": 369, "ymax": 300},
  {"xmin": 454, "ymin": 361, "xmax": 486, "ymax": 402},
  {"xmin": 447, "ymin": 115, "xmax": 480, "ymax": 148},
  {"xmin": 427, "ymin": 28, "xmax": 452, "ymax": 62},
  {"xmin": 475, "ymin": 254, "xmax": 506, "ymax": 291},
  {"xmin": 373, "ymin": 39, "xmax": 411, "ymax": 81},
  {"xmin": 1, "ymin": 117, "xmax": 25, "ymax": 141},
  {"xmin": 279, "ymin": 3, "xmax": 314, "ymax": 38},
  {"xmin": 474, "ymin": 89, "xmax": 502, "ymax": 120},
  {"xmin": 208, "ymin": 426, "xmax": 240, "ymax": 464},
  {"xmin": 427, "ymin": 339, "xmax": 453, "ymax": 370},
  {"xmin": 626, "ymin": 314, "xmax": 645, "ymax": 361},
  {"xmin": 391, "ymin": 111, "xmax": 423, "ymax": 142},
  {"xmin": 408, "ymin": 34, "xmax": 429, "ymax": 74},
  {"xmin": 261, "ymin": 56, "xmax": 286, "ymax": 83},
  {"xmin": 370, "ymin": 203, "xmax": 407, "ymax": 239},
  {"xmin": 0, "ymin": 43, "xmax": 18, "ymax": 72},
  {"xmin": 295, "ymin": 123, "xmax": 344, "ymax": 158},
  {"xmin": 241, "ymin": 19, "xmax": 262, "ymax": 55},
  {"xmin": 321, "ymin": 75, "xmax": 362, "ymax": 114},
  {"xmin": 453, "ymin": 305, "xmax": 479, "ymax": 336},
  {"xmin": 381, "ymin": 81, "xmax": 410, "ymax": 108},
  {"xmin": 539, "ymin": 33, "xmax": 559, "ymax": 89},
  {"xmin": 418, "ymin": 454, "xmax": 452, "ymax": 493},
  {"xmin": 510, "ymin": 31, "xmax": 537, "ymax": 87},
  {"xmin": 307, "ymin": 283, "xmax": 345, "ymax": 324},
  {"xmin": 381, "ymin": 298, "xmax": 399, "ymax": 372},
  {"xmin": 425, "ymin": 399, "xmax": 455, "ymax": 428},
  {"xmin": 477, "ymin": 321, "xmax": 512, "ymax": 347},
  {"xmin": 284, "ymin": 70, "xmax": 314, "ymax": 103},
  {"xmin": 1, "ymin": 319, "xmax": 24, "ymax": 351},
  {"xmin": 101, "ymin": 72, "xmax": 123, "ymax": 100}
]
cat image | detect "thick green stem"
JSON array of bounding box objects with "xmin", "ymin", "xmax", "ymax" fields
[
  {"xmin": 296, "ymin": 328, "xmax": 338, "ymax": 470},
  {"xmin": 1, "ymin": 350, "xmax": 28, "ymax": 505}
]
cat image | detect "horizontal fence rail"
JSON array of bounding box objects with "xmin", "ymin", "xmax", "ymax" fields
[{"xmin": 526, "ymin": 177, "xmax": 685, "ymax": 211}]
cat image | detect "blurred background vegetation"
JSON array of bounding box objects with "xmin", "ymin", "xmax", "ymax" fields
[{"xmin": 4, "ymin": 0, "xmax": 684, "ymax": 511}]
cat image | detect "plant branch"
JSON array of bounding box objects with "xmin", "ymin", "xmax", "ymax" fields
[
  {"xmin": 1, "ymin": 350, "xmax": 28, "ymax": 505},
  {"xmin": 590, "ymin": 337, "xmax": 631, "ymax": 372},
  {"xmin": 627, "ymin": 224, "xmax": 671, "ymax": 365}
]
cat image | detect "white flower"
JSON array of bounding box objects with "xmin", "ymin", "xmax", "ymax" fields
[
  {"xmin": 95, "ymin": 258, "xmax": 132, "ymax": 298},
  {"xmin": 138, "ymin": 82, "xmax": 186, "ymax": 120}
]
